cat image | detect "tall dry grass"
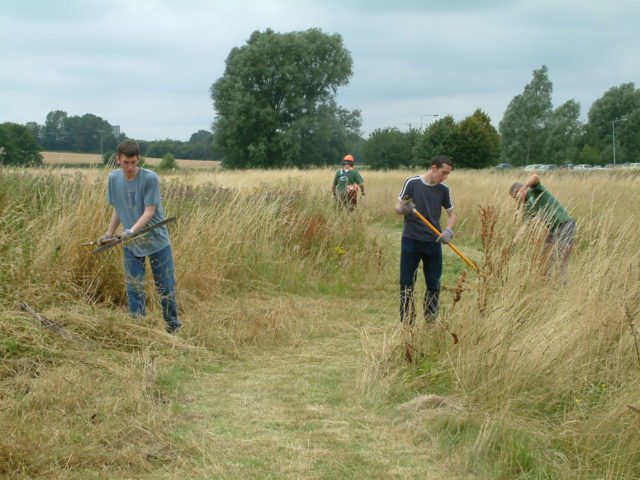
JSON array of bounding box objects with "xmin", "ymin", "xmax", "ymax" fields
[
  {"xmin": 0, "ymin": 166, "xmax": 381, "ymax": 476},
  {"xmin": 359, "ymin": 169, "xmax": 640, "ymax": 478}
]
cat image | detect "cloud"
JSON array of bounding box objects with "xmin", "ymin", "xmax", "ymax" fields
[{"xmin": 1, "ymin": 0, "xmax": 638, "ymax": 140}]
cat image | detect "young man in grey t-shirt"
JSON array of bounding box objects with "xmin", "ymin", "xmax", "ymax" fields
[
  {"xmin": 394, "ymin": 155, "xmax": 457, "ymax": 324},
  {"xmin": 100, "ymin": 139, "xmax": 181, "ymax": 333}
]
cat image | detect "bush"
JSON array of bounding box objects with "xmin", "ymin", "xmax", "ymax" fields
[
  {"xmin": 0, "ymin": 123, "xmax": 43, "ymax": 167},
  {"xmin": 158, "ymin": 153, "xmax": 177, "ymax": 171}
]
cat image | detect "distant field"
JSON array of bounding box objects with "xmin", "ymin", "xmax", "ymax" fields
[{"xmin": 41, "ymin": 151, "xmax": 220, "ymax": 169}]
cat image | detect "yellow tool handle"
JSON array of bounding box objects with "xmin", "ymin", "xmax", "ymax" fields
[{"xmin": 412, "ymin": 208, "xmax": 478, "ymax": 272}]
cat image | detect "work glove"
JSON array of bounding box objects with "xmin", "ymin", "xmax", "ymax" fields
[
  {"xmin": 120, "ymin": 228, "xmax": 135, "ymax": 240},
  {"xmin": 98, "ymin": 233, "xmax": 114, "ymax": 245},
  {"xmin": 437, "ymin": 228, "xmax": 454, "ymax": 244},
  {"xmin": 401, "ymin": 198, "xmax": 416, "ymax": 215}
]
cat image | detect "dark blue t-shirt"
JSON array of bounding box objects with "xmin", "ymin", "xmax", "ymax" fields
[{"xmin": 398, "ymin": 175, "xmax": 453, "ymax": 242}]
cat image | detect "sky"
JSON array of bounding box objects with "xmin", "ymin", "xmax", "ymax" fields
[{"xmin": 1, "ymin": 0, "xmax": 638, "ymax": 141}]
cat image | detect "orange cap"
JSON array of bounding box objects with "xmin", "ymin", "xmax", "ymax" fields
[{"xmin": 343, "ymin": 154, "xmax": 354, "ymax": 163}]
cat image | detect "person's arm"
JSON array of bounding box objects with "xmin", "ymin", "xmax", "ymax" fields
[
  {"xmin": 130, "ymin": 204, "xmax": 156, "ymax": 233},
  {"xmin": 106, "ymin": 210, "xmax": 120, "ymax": 236},
  {"xmin": 394, "ymin": 198, "xmax": 407, "ymax": 215},
  {"xmin": 100, "ymin": 210, "xmax": 121, "ymax": 243},
  {"xmin": 444, "ymin": 208, "xmax": 457, "ymax": 231},
  {"xmin": 359, "ymin": 182, "xmax": 365, "ymax": 195},
  {"xmin": 518, "ymin": 174, "xmax": 540, "ymax": 200}
]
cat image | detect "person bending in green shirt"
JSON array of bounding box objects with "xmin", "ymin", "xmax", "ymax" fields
[{"xmin": 509, "ymin": 173, "xmax": 576, "ymax": 276}]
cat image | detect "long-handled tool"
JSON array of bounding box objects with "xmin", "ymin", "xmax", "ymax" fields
[
  {"xmin": 82, "ymin": 217, "xmax": 176, "ymax": 255},
  {"xmin": 409, "ymin": 206, "xmax": 478, "ymax": 272}
]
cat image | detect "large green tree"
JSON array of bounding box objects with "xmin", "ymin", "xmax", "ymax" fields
[
  {"xmin": 455, "ymin": 109, "xmax": 500, "ymax": 168},
  {"xmin": 499, "ymin": 65, "xmax": 553, "ymax": 166},
  {"xmin": 211, "ymin": 28, "xmax": 360, "ymax": 168},
  {"xmin": 412, "ymin": 115, "xmax": 458, "ymax": 167},
  {"xmin": 0, "ymin": 123, "xmax": 43, "ymax": 166},
  {"xmin": 544, "ymin": 100, "xmax": 582, "ymax": 165},
  {"xmin": 42, "ymin": 110, "xmax": 68, "ymax": 150},
  {"xmin": 362, "ymin": 128, "xmax": 418, "ymax": 169},
  {"xmin": 63, "ymin": 113, "xmax": 116, "ymax": 153},
  {"xmin": 584, "ymin": 83, "xmax": 640, "ymax": 164}
]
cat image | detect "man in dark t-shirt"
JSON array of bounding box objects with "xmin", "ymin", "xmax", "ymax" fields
[{"xmin": 394, "ymin": 155, "xmax": 457, "ymax": 324}]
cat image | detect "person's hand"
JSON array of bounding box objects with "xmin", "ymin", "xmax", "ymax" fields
[
  {"xmin": 437, "ymin": 228, "xmax": 454, "ymax": 244},
  {"xmin": 120, "ymin": 228, "xmax": 135, "ymax": 240},
  {"xmin": 517, "ymin": 186, "xmax": 528, "ymax": 202},
  {"xmin": 99, "ymin": 233, "xmax": 114, "ymax": 245},
  {"xmin": 401, "ymin": 198, "xmax": 416, "ymax": 215}
]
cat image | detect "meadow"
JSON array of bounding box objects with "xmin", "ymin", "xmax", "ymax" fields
[{"xmin": 0, "ymin": 163, "xmax": 639, "ymax": 478}]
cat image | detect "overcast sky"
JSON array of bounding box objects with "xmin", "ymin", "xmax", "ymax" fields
[{"xmin": 1, "ymin": 0, "xmax": 638, "ymax": 141}]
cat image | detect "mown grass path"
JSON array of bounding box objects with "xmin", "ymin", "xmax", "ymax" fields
[{"xmin": 147, "ymin": 292, "xmax": 472, "ymax": 479}]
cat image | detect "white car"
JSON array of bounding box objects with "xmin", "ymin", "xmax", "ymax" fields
[
  {"xmin": 573, "ymin": 164, "xmax": 593, "ymax": 170},
  {"xmin": 523, "ymin": 164, "xmax": 545, "ymax": 171}
]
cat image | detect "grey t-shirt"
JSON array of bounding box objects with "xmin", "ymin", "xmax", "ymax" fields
[
  {"xmin": 398, "ymin": 175, "xmax": 454, "ymax": 242},
  {"xmin": 107, "ymin": 168, "xmax": 170, "ymax": 256}
]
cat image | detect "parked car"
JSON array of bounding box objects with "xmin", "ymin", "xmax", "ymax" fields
[
  {"xmin": 538, "ymin": 164, "xmax": 558, "ymax": 171},
  {"xmin": 573, "ymin": 164, "xmax": 593, "ymax": 170},
  {"xmin": 523, "ymin": 164, "xmax": 545, "ymax": 171},
  {"xmin": 495, "ymin": 163, "xmax": 513, "ymax": 170}
]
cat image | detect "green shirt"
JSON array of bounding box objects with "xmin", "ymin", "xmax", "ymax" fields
[
  {"xmin": 333, "ymin": 168, "xmax": 364, "ymax": 194},
  {"xmin": 524, "ymin": 183, "xmax": 573, "ymax": 232}
]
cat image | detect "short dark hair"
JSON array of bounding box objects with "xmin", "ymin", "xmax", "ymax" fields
[
  {"xmin": 117, "ymin": 139, "xmax": 140, "ymax": 157},
  {"xmin": 430, "ymin": 155, "xmax": 453, "ymax": 169},
  {"xmin": 509, "ymin": 182, "xmax": 523, "ymax": 197}
]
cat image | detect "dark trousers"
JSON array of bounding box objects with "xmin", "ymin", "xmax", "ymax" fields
[{"xmin": 400, "ymin": 236, "xmax": 442, "ymax": 324}]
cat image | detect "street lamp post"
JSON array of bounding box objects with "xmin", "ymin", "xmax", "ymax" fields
[
  {"xmin": 420, "ymin": 114, "xmax": 439, "ymax": 131},
  {"xmin": 612, "ymin": 117, "xmax": 628, "ymax": 166}
]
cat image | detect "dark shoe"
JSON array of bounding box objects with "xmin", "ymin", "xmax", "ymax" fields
[{"xmin": 166, "ymin": 323, "xmax": 181, "ymax": 334}]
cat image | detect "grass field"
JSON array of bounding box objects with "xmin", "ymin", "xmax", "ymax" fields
[
  {"xmin": 42, "ymin": 151, "xmax": 221, "ymax": 169},
  {"xmin": 1, "ymin": 165, "xmax": 639, "ymax": 478}
]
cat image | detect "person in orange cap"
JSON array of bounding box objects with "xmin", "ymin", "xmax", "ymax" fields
[{"xmin": 331, "ymin": 154, "xmax": 365, "ymax": 209}]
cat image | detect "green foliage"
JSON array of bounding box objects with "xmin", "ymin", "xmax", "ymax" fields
[
  {"xmin": 412, "ymin": 115, "xmax": 458, "ymax": 167},
  {"xmin": 362, "ymin": 128, "xmax": 417, "ymax": 169},
  {"xmin": 545, "ymin": 100, "xmax": 582, "ymax": 165},
  {"xmin": 410, "ymin": 111, "xmax": 499, "ymax": 169},
  {"xmin": 499, "ymin": 65, "xmax": 553, "ymax": 165},
  {"xmin": 0, "ymin": 122, "xmax": 43, "ymax": 166},
  {"xmin": 584, "ymin": 83, "xmax": 640, "ymax": 164},
  {"xmin": 455, "ymin": 109, "xmax": 501, "ymax": 168},
  {"xmin": 211, "ymin": 28, "xmax": 361, "ymax": 168},
  {"xmin": 158, "ymin": 152, "xmax": 178, "ymax": 171},
  {"xmin": 41, "ymin": 110, "xmax": 118, "ymax": 154},
  {"xmin": 139, "ymin": 131, "xmax": 218, "ymax": 160},
  {"xmin": 577, "ymin": 144, "xmax": 600, "ymax": 165}
]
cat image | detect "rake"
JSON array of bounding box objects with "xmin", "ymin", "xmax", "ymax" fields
[
  {"xmin": 409, "ymin": 207, "xmax": 478, "ymax": 272},
  {"xmin": 81, "ymin": 217, "xmax": 176, "ymax": 255}
]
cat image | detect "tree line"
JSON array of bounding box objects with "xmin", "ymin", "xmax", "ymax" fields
[
  {"xmin": 2, "ymin": 28, "xmax": 638, "ymax": 169},
  {"xmin": 0, "ymin": 111, "xmax": 218, "ymax": 167}
]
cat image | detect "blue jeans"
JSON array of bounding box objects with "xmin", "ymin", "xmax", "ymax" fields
[
  {"xmin": 400, "ymin": 236, "xmax": 442, "ymax": 324},
  {"xmin": 123, "ymin": 245, "xmax": 181, "ymax": 332}
]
